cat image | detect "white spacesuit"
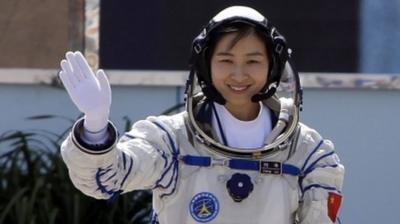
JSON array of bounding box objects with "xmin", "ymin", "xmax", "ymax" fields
[{"xmin": 59, "ymin": 6, "xmax": 344, "ymax": 224}]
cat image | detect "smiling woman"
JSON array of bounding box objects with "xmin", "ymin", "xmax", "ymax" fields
[
  {"xmin": 210, "ymin": 26, "xmax": 270, "ymax": 121},
  {"xmin": 58, "ymin": 6, "xmax": 344, "ymax": 224}
]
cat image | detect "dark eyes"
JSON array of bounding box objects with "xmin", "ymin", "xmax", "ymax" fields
[
  {"xmin": 219, "ymin": 59, "xmax": 233, "ymax": 63},
  {"xmin": 247, "ymin": 60, "xmax": 260, "ymax": 64}
]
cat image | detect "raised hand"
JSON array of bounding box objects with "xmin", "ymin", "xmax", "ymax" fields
[{"xmin": 59, "ymin": 51, "xmax": 111, "ymax": 132}]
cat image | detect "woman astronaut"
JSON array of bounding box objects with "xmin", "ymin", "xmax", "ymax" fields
[{"xmin": 59, "ymin": 6, "xmax": 344, "ymax": 224}]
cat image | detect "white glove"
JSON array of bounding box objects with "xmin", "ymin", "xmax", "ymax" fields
[{"xmin": 59, "ymin": 51, "xmax": 111, "ymax": 133}]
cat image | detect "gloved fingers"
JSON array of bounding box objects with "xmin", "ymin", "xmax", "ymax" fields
[
  {"xmin": 66, "ymin": 51, "xmax": 85, "ymax": 81},
  {"xmin": 59, "ymin": 70, "xmax": 80, "ymax": 105},
  {"xmin": 96, "ymin": 69, "xmax": 112, "ymax": 102},
  {"xmin": 60, "ymin": 59, "xmax": 77, "ymax": 88},
  {"xmin": 58, "ymin": 70, "xmax": 72, "ymax": 90},
  {"xmin": 74, "ymin": 51, "xmax": 95, "ymax": 81},
  {"xmin": 60, "ymin": 58, "xmax": 73, "ymax": 74}
]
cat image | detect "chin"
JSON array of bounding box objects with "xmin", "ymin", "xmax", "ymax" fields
[{"xmin": 226, "ymin": 98, "xmax": 253, "ymax": 106}]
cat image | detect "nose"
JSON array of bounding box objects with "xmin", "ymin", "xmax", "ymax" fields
[{"xmin": 231, "ymin": 66, "xmax": 248, "ymax": 82}]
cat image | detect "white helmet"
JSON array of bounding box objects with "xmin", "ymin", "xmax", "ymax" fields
[{"xmin": 185, "ymin": 6, "xmax": 303, "ymax": 158}]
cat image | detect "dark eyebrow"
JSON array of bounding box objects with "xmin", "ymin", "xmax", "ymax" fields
[
  {"xmin": 214, "ymin": 52, "xmax": 234, "ymax": 57},
  {"xmin": 214, "ymin": 51, "xmax": 265, "ymax": 57},
  {"xmin": 246, "ymin": 51, "xmax": 265, "ymax": 57}
]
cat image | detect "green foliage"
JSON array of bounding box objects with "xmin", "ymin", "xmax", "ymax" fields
[{"xmin": 0, "ymin": 115, "xmax": 152, "ymax": 224}]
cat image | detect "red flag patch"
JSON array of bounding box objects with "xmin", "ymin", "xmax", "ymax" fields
[{"xmin": 327, "ymin": 192, "xmax": 342, "ymax": 222}]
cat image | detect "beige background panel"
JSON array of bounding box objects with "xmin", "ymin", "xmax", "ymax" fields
[{"xmin": 0, "ymin": 0, "xmax": 68, "ymax": 68}]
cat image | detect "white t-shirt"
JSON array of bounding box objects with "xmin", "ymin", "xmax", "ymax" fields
[
  {"xmin": 212, "ymin": 102, "xmax": 272, "ymax": 149},
  {"xmin": 206, "ymin": 103, "xmax": 294, "ymax": 224}
]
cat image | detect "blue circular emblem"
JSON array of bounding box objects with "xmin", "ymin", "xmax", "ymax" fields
[{"xmin": 189, "ymin": 192, "xmax": 219, "ymax": 223}]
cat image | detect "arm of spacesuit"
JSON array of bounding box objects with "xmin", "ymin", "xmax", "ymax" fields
[
  {"xmin": 294, "ymin": 127, "xmax": 345, "ymax": 224},
  {"xmin": 60, "ymin": 116, "xmax": 180, "ymax": 200}
]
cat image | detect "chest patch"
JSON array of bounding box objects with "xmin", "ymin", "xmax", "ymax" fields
[{"xmin": 189, "ymin": 192, "xmax": 219, "ymax": 223}]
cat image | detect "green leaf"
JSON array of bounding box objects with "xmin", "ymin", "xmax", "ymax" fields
[{"xmin": 0, "ymin": 187, "xmax": 28, "ymax": 223}]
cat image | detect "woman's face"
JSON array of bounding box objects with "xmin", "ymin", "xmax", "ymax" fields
[{"xmin": 210, "ymin": 31, "xmax": 269, "ymax": 110}]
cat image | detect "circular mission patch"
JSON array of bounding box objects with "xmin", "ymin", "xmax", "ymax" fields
[{"xmin": 189, "ymin": 192, "xmax": 219, "ymax": 223}]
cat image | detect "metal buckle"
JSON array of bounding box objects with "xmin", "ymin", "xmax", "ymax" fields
[
  {"xmin": 211, "ymin": 158, "xmax": 229, "ymax": 167},
  {"xmin": 194, "ymin": 133, "xmax": 205, "ymax": 144},
  {"xmin": 275, "ymin": 43, "xmax": 283, "ymax": 55},
  {"xmin": 259, "ymin": 161, "xmax": 282, "ymax": 175},
  {"xmin": 194, "ymin": 43, "xmax": 202, "ymax": 54}
]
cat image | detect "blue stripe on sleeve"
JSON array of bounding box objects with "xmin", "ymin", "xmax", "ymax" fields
[
  {"xmin": 150, "ymin": 121, "xmax": 180, "ymax": 197},
  {"xmin": 122, "ymin": 151, "xmax": 127, "ymax": 170},
  {"xmin": 151, "ymin": 121, "xmax": 179, "ymax": 154},
  {"xmin": 120, "ymin": 155, "xmax": 134, "ymax": 189},
  {"xmin": 123, "ymin": 133, "xmax": 136, "ymax": 139},
  {"xmin": 160, "ymin": 161, "xmax": 179, "ymax": 198},
  {"xmin": 303, "ymin": 163, "xmax": 339, "ymax": 176},
  {"xmin": 104, "ymin": 172, "xmax": 117, "ymax": 182},
  {"xmin": 302, "ymin": 183, "xmax": 341, "ymax": 194},
  {"xmin": 154, "ymin": 147, "xmax": 169, "ymax": 169},
  {"xmin": 95, "ymin": 168, "xmax": 117, "ymax": 195},
  {"xmin": 301, "ymin": 140, "xmax": 324, "ymax": 171},
  {"xmin": 304, "ymin": 151, "xmax": 336, "ymax": 175}
]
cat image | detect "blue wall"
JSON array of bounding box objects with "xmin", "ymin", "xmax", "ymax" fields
[
  {"xmin": 302, "ymin": 89, "xmax": 400, "ymax": 224},
  {"xmin": 1, "ymin": 83, "xmax": 399, "ymax": 223},
  {"xmin": 360, "ymin": 0, "xmax": 400, "ymax": 73}
]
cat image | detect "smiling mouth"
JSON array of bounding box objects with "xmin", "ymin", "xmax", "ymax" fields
[{"xmin": 228, "ymin": 85, "xmax": 250, "ymax": 92}]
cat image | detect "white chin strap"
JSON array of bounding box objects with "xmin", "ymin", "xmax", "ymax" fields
[{"xmin": 265, "ymin": 97, "xmax": 294, "ymax": 144}]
